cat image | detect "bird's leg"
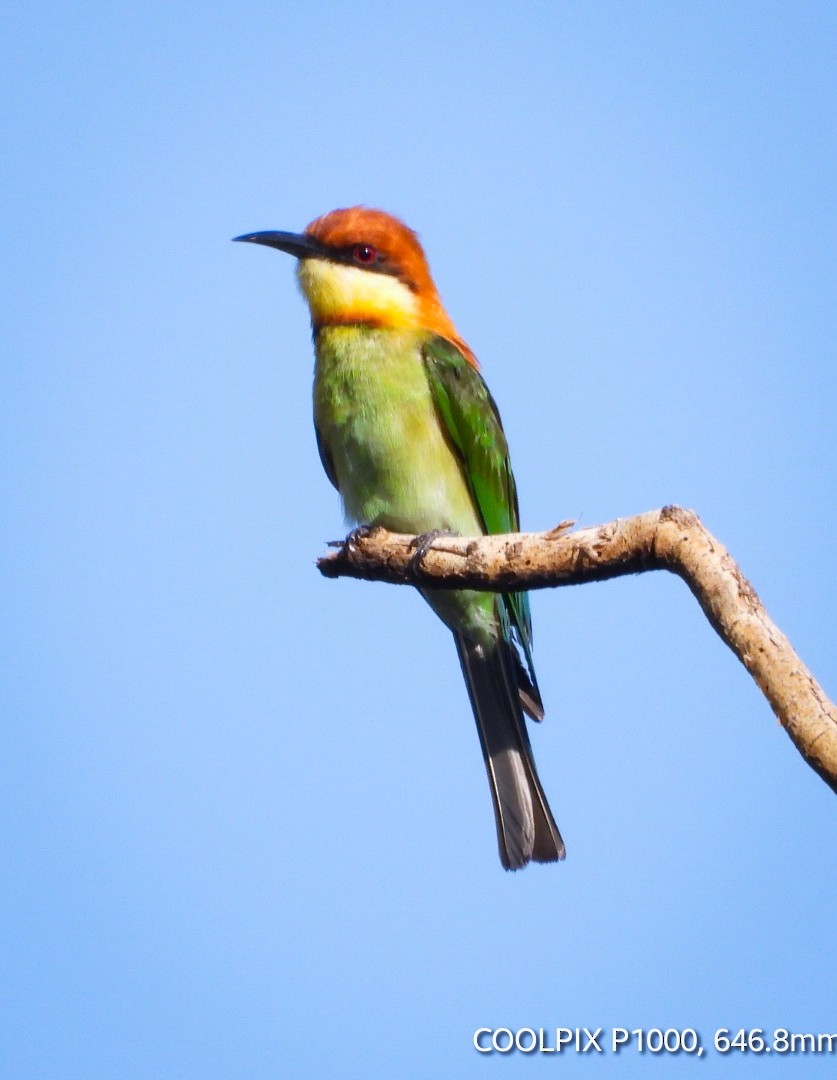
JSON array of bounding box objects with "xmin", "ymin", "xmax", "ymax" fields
[{"xmin": 408, "ymin": 528, "xmax": 458, "ymax": 572}]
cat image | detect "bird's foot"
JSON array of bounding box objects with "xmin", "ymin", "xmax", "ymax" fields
[
  {"xmin": 327, "ymin": 524, "xmax": 381, "ymax": 550},
  {"xmin": 344, "ymin": 523, "xmax": 380, "ymax": 549},
  {"xmin": 408, "ymin": 528, "xmax": 457, "ymax": 573}
]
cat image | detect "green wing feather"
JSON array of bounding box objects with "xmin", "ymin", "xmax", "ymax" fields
[{"xmin": 421, "ymin": 335, "xmax": 538, "ymax": 682}]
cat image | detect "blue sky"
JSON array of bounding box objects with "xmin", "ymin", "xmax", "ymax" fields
[{"xmin": 3, "ymin": 2, "xmax": 836, "ymax": 1076}]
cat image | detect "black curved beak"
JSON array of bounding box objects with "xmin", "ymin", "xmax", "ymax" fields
[{"xmin": 232, "ymin": 230, "xmax": 326, "ymax": 259}]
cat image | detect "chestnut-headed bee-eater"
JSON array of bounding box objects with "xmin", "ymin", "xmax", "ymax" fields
[{"xmin": 234, "ymin": 207, "xmax": 564, "ymax": 869}]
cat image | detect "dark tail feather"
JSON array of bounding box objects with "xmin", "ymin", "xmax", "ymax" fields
[{"xmin": 455, "ymin": 633, "xmax": 565, "ymax": 869}]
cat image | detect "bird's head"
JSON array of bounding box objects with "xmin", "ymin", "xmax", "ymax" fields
[{"xmin": 234, "ymin": 207, "xmax": 476, "ymax": 364}]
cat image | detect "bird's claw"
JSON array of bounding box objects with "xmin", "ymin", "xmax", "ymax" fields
[
  {"xmin": 344, "ymin": 524, "xmax": 379, "ymax": 550},
  {"xmin": 408, "ymin": 528, "xmax": 457, "ymax": 573}
]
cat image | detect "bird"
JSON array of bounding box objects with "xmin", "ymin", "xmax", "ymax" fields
[{"xmin": 234, "ymin": 207, "xmax": 564, "ymax": 869}]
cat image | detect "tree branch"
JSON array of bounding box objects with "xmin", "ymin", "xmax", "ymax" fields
[{"xmin": 318, "ymin": 505, "xmax": 837, "ymax": 795}]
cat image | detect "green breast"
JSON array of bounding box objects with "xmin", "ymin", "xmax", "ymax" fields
[
  {"xmin": 314, "ymin": 324, "xmax": 497, "ymax": 643},
  {"xmin": 313, "ymin": 326, "xmax": 482, "ymax": 535}
]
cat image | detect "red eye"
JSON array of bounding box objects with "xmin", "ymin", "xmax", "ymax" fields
[{"xmin": 352, "ymin": 244, "xmax": 377, "ymax": 264}]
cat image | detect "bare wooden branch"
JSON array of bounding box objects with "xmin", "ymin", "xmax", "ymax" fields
[{"xmin": 318, "ymin": 505, "xmax": 837, "ymax": 795}]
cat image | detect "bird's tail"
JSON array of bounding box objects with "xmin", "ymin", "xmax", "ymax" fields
[{"xmin": 455, "ymin": 633, "xmax": 565, "ymax": 870}]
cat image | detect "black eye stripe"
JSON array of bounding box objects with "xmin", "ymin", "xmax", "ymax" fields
[{"xmin": 331, "ymin": 244, "xmax": 416, "ymax": 288}]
